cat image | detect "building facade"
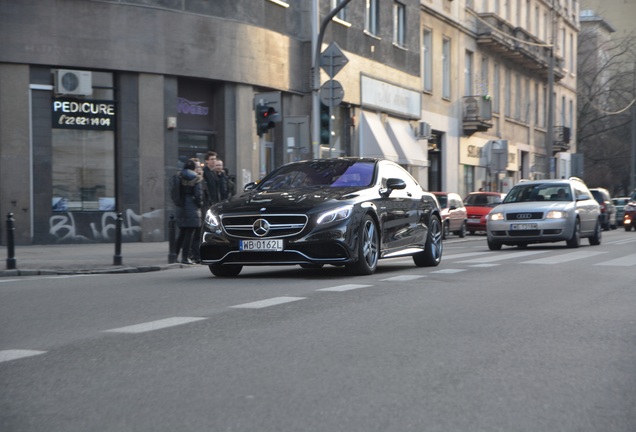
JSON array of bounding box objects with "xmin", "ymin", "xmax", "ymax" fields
[{"xmin": 0, "ymin": 0, "xmax": 579, "ymax": 245}]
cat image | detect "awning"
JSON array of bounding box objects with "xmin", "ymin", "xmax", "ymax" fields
[
  {"xmin": 359, "ymin": 111, "xmax": 399, "ymax": 163},
  {"xmin": 386, "ymin": 119, "xmax": 428, "ymax": 167}
]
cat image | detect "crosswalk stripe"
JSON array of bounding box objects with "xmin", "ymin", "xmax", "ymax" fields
[
  {"xmin": 443, "ymin": 251, "xmax": 495, "ymax": 260},
  {"xmin": 0, "ymin": 350, "xmax": 46, "ymax": 363},
  {"xmin": 522, "ymin": 250, "xmax": 607, "ymax": 265},
  {"xmin": 104, "ymin": 317, "xmax": 206, "ymax": 333},
  {"xmin": 458, "ymin": 250, "xmax": 546, "ymax": 263},
  {"xmin": 431, "ymin": 269, "xmax": 467, "ymax": 274},
  {"xmin": 230, "ymin": 296, "xmax": 305, "ymax": 308},
  {"xmin": 317, "ymin": 284, "xmax": 373, "ymax": 292},
  {"xmin": 380, "ymin": 275, "xmax": 426, "ymax": 282},
  {"xmin": 594, "ymin": 253, "xmax": 636, "ymax": 267}
]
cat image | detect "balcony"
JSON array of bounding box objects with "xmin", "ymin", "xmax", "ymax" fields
[
  {"xmin": 552, "ymin": 126, "xmax": 571, "ymax": 153},
  {"xmin": 475, "ymin": 13, "xmax": 565, "ymax": 81},
  {"xmin": 463, "ymin": 96, "xmax": 493, "ymax": 135}
]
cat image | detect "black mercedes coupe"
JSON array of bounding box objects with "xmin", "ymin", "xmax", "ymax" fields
[{"xmin": 199, "ymin": 158, "xmax": 443, "ymax": 277}]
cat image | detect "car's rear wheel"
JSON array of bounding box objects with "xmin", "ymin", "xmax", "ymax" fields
[
  {"xmin": 457, "ymin": 221, "xmax": 467, "ymax": 238},
  {"xmin": 626, "ymin": 223, "xmax": 632, "ymax": 232},
  {"xmin": 589, "ymin": 220, "xmax": 602, "ymax": 245},
  {"xmin": 209, "ymin": 264, "xmax": 243, "ymax": 277},
  {"xmin": 487, "ymin": 239, "xmax": 502, "ymax": 250},
  {"xmin": 566, "ymin": 219, "xmax": 581, "ymax": 248},
  {"xmin": 346, "ymin": 214, "xmax": 379, "ymax": 275},
  {"xmin": 442, "ymin": 220, "xmax": 449, "ymax": 240},
  {"xmin": 413, "ymin": 215, "xmax": 442, "ymax": 267}
]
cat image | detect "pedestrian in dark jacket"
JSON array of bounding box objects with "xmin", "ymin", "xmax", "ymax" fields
[
  {"xmin": 175, "ymin": 159, "xmax": 203, "ymax": 264},
  {"xmin": 203, "ymin": 151, "xmax": 220, "ymax": 207}
]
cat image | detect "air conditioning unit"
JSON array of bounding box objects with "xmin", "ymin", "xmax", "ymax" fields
[
  {"xmin": 54, "ymin": 69, "xmax": 92, "ymax": 96},
  {"xmin": 416, "ymin": 121, "xmax": 431, "ymax": 138}
]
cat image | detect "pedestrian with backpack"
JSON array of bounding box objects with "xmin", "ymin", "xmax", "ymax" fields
[{"xmin": 172, "ymin": 159, "xmax": 203, "ymax": 264}]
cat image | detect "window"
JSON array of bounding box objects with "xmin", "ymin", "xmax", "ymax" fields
[
  {"xmin": 465, "ymin": 50, "xmax": 474, "ymax": 96},
  {"xmin": 524, "ymin": 78, "xmax": 530, "ymax": 123},
  {"xmin": 423, "ymin": 29, "xmax": 432, "ymax": 92},
  {"xmin": 365, "ymin": 0, "xmax": 379, "ymax": 36},
  {"xmin": 331, "ymin": 0, "xmax": 348, "ymax": 21},
  {"xmin": 504, "ymin": 68, "xmax": 511, "ymax": 117},
  {"xmin": 442, "ymin": 38, "xmax": 451, "ymax": 99},
  {"xmin": 535, "ymin": 6, "xmax": 540, "ymax": 36},
  {"xmin": 481, "ymin": 56, "xmax": 489, "ymax": 96},
  {"xmin": 52, "ymin": 71, "xmax": 115, "ymax": 212},
  {"xmin": 393, "ymin": 2, "xmax": 406, "ymax": 47},
  {"xmin": 515, "ymin": 73, "xmax": 521, "ymax": 120},
  {"xmin": 493, "ymin": 63, "xmax": 500, "ymax": 113},
  {"xmin": 534, "ymin": 82, "xmax": 540, "ymax": 125}
]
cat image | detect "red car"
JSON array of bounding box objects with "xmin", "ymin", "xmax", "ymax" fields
[
  {"xmin": 433, "ymin": 192, "xmax": 467, "ymax": 239},
  {"xmin": 464, "ymin": 192, "xmax": 506, "ymax": 234}
]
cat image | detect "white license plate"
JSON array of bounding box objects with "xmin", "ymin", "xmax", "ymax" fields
[
  {"xmin": 467, "ymin": 218, "xmax": 481, "ymax": 224},
  {"xmin": 240, "ymin": 239, "xmax": 283, "ymax": 251},
  {"xmin": 510, "ymin": 223, "xmax": 538, "ymax": 230}
]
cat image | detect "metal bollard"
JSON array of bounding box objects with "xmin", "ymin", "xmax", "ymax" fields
[
  {"xmin": 6, "ymin": 213, "xmax": 16, "ymax": 270},
  {"xmin": 113, "ymin": 212, "xmax": 123, "ymax": 266},
  {"xmin": 168, "ymin": 214, "xmax": 177, "ymax": 263}
]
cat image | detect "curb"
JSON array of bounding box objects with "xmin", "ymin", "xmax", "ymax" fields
[{"xmin": 0, "ymin": 263, "xmax": 188, "ymax": 278}]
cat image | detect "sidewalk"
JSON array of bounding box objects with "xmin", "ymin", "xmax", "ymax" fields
[{"xmin": 0, "ymin": 241, "xmax": 192, "ymax": 277}]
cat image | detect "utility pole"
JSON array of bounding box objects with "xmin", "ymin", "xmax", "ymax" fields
[
  {"xmin": 546, "ymin": 0, "xmax": 557, "ymax": 179},
  {"xmin": 631, "ymin": 62, "xmax": 636, "ymax": 191},
  {"xmin": 311, "ymin": 0, "xmax": 353, "ymax": 159}
]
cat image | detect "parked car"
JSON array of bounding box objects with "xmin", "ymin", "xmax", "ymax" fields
[
  {"xmin": 486, "ymin": 177, "xmax": 601, "ymax": 250},
  {"xmin": 199, "ymin": 158, "xmax": 443, "ymax": 277},
  {"xmin": 463, "ymin": 192, "xmax": 506, "ymax": 234},
  {"xmin": 612, "ymin": 197, "xmax": 630, "ymax": 226},
  {"xmin": 589, "ymin": 188, "xmax": 616, "ymax": 230},
  {"xmin": 432, "ymin": 192, "xmax": 467, "ymax": 239},
  {"xmin": 623, "ymin": 189, "xmax": 636, "ymax": 231}
]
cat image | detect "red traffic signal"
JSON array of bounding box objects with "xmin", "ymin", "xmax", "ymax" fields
[{"xmin": 256, "ymin": 104, "xmax": 278, "ymax": 136}]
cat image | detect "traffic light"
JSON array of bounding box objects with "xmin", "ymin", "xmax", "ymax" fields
[
  {"xmin": 256, "ymin": 103, "xmax": 278, "ymax": 137},
  {"xmin": 320, "ymin": 103, "xmax": 330, "ymax": 145}
]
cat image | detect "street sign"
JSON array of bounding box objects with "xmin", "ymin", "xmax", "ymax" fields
[
  {"xmin": 320, "ymin": 42, "xmax": 349, "ymax": 78},
  {"xmin": 320, "ymin": 80, "xmax": 344, "ymax": 107}
]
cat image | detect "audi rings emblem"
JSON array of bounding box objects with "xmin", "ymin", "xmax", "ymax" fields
[
  {"xmin": 252, "ymin": 218, "xmax": 270, "ymax": 237},
  {"xmin": 515, "ymin": 213, "xmax": 532, "ymax": 219}
]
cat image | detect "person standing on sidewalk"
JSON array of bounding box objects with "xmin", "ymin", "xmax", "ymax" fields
[
  {"xmin": 174, "ymin": 159, "xmax": 203, "ymax": 264},
  {"xmin": 203, "ymin": 151, "xmax": 220, "ymax": 208}
]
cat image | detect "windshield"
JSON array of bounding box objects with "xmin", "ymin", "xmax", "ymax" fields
[
  {"xmin": 504, "ymin": 183, "xmax": 572, "ymax": 203},
  {"xmin": 464, "ymin": 194, "xmax": 502, "ymax": 206},
  {"xmin": 257, "ymin": 160, "xmax": 376, "ymax": 191}
]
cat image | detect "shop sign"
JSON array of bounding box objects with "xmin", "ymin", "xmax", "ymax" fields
[{"xmin": 52, "ymin": 98, "xmax": 116, "ymax": 131}]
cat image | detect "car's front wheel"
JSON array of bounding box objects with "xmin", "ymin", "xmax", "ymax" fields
[
  {"xmin": 566, "ymin": 219, "xmax": 581, "ymax": 248},
  {"xmin": 347, "ymin": 214, "xmax": 379, "ymax": 275},
  {"xmin": 487, "ymin": 239, "xmax": 502, "ymax": 250},
  {"xmin": 589, "ymin": 220, "xmax": 602, "ymax": 245},
  {"xmin": 456, "ymin": 221, "xmax": 467, "ymax": 238},
  {"xmin": 442, "ymin": 220, "xmax": 449, "ymax": 240},
  {"xmin": 209, "ymin": 264, "xmax": 243, "ymax": 277},
  {"xmin": 413, "ymin": 214, "xmax": 443, "ymax": 267}
]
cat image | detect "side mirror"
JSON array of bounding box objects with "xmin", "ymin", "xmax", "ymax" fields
[
  {"xmin": 386, "ymin": 178, "xmax": 406, "ymax": 190},
  {"xmin": 244, "ymin": 182, "xmax": 257, "ymax": 191}
]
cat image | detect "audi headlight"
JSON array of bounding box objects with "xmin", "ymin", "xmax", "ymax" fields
[
  {"xmin": 317, "ymin": 205, "xmax": 353, "ymax": 225},
  {"xmin": 204, "ymin": 209, "xmax": 221, "ymax": 229},
  {"xmin": 546, "ymin": 210, "xmax": 568, "ymax": 219},
  {"xmin": 489, "ymin": 212, "xmax": 504, "ymax": 221}
]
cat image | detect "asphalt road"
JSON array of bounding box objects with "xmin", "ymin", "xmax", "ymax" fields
[{"xmin": 2, "ymin": 231, "xmax": 636, "ymax": 432}]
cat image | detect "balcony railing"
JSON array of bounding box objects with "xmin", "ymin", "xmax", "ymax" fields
[
  {"xmin": 475, "ymin": 13, "xmax": 565, "ymax": 81},
  {"xmin": 463, "ymin": 96, "xmax": 493, "ymax": 135}
]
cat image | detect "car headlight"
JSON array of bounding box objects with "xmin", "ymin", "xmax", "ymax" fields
[
  {"xmin": 204, "ymin": 209, "xmax": 221, "ymax": 229},
  {"xmin": 489, "ymin": 212, "xmax": 504, "ymax": 221},
  {"xmin": 317, "ymin": 205, "xmax": 353, "ymax": 225},
  {"xmin": 546, "ymin": 210, "xmax": 568, "ymax": 219}
]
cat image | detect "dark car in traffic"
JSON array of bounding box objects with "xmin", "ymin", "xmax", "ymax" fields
[
  {"xmin": 200, "ymin": 158, "xmax": 443, "ymax": 277},
  {"xmin": 589, "ymin": 187, "xmax": 616, "ymax": 230}
]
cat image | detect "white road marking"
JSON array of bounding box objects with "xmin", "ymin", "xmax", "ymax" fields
[
  {"xmin": 431, "ymin": 269, "xmax": 467, "ymax": 274},
  {"xmin": 104, "ymin": 317, "xmax": 206, "ymax": 333},
  {"xmin": 522, "ymin": 250, "xmax": 607, "ymax": 265},
  {"xmin": 458, "ymin": 250, "xmax": 546, "ymax": 263},
  {"xmin": 442, "ymin": 252, "xmax": 495, "ymax": 260},
  {"xmin": 594, "ymin": 253, "xmax": 636, "ymax": 267},
  {"xmin": 0, "ymin": 350, "xmax": 46, "ymax": 363},
  {"xmin": 470, "ymin": 263, "xmax": 500, "ymax": 267},
  {"xmin": 317, "ymin": 284, "xmax": 373, "ymax": 292},
  {"xmin": 230, "ymin": 296, "xmax": 306, "ymax": 309},
  {"xmin": 380, "ymin": 275, "xmax": 426, "ymax": 282}
]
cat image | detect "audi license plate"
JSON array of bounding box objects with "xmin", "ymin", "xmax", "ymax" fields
[
  {"xmin": 510, "ymin": 223, "xmax": 538, "ymax": 230},
  {"xmin": 240, "ymin": 239, "xmax": 283, "ymax": 251}
]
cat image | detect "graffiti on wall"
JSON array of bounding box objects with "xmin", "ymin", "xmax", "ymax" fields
[{"xmin": 49, "ymin": 208, "xmax": 164, "ymax": 242}]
